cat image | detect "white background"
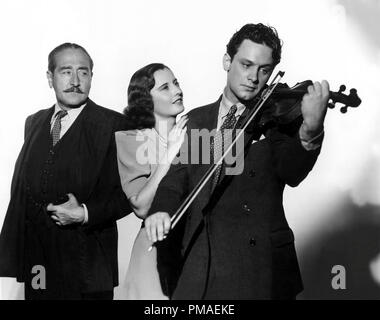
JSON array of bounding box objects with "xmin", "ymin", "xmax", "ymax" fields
[{"xmin": 0, "ymin": 0, "xmax": 379, "ymax": 299}]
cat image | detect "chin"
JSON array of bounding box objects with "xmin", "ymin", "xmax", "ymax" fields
[
  {"xmin": 246, "ymin": 91, "xmax": 260, "ymax": 100},
  {"xmin": 174, "ymin": 104, "xmax": 184, "ymax": 114},
  {"xmin": 238, "ymin": 94, "xmax": 255, "ymax": 103}
]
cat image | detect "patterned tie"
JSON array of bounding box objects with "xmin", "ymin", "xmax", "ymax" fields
[
  {"xmin": 51, "ymin": 110, "xmax": 68, "ymax": 146},
  {"xmin": 210, "ymin": 104, "xmax": 238, "ymax": 191}
]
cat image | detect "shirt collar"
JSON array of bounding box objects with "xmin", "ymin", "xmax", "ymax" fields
[
  {"xmin": 50, "ymin": 102, "xmax": 86, "ymax": 124},
  {"xmin": 220, "ymin": 89, "xmax": 246, "ymax": 119}
]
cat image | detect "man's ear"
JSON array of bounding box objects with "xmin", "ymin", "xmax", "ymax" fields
[
  {"xmin": 223, "ymin": 53, "xmax": 232, "ymax": 72},
  {"xmin": 46, "ymin": 71, "xmax": 53, "ymax": 88}
]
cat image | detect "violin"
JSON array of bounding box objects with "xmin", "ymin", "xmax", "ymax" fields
[{"xmin": 256, "ymin": 79, "xmax": 362, "ymax": 136}]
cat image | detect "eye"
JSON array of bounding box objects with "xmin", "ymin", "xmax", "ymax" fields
[
  {"xmin": 241, "ymin": 63, "xmax": 249, "ymax": 69},
  {"xmin": 174, "ymin": 80, "xmax": 180, "ymax": 87},
  {"xmin": 260, "ymin": 68, "xmax": 271, "ymax": 76},
  {"xmin": 161, "ymin": 84, "xmax": 169, "ymax": 90}
]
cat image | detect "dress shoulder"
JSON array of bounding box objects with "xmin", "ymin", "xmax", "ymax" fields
[{"xmin": 115, "ymin": 129, "xmax": 152, "ymax": 199}]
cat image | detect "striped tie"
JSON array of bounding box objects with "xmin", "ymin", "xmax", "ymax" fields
[
  {"xmin": 210, "ymin": 105, "xmax": 237, "ymax": 191},
  {"xmin": 51, "ymin": 110, "xmax": 68, "ymax": 146}
]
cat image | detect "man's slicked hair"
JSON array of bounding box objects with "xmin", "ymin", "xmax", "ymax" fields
[
  {"xmin": 226, "ymin": 23, "xmax": 282, "ymax": 66},
  {"xmin": 48, "ymin": 43, "xmax": 94, "ymax": 73}
]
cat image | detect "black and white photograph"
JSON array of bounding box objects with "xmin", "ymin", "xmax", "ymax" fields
[{"xmin": 0, "ymin": 0, "xmax": 379, "ymax": 303}]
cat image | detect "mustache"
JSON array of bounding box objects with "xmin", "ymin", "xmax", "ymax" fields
[{"xmin": 63, "ymin": 86, "xmax": 84, "ymax": 94}]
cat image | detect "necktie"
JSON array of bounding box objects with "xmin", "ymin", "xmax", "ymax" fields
[
  {"xmin": 51, "ymin": 110, "xmax": 68, "ymax": 146},
  {"xmin": 210, "ymin": 105, "xmax": 238, "ymax": 191}
]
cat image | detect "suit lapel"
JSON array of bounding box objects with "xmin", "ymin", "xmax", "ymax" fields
[
  {"xmin": 191, "ymin": 98, "xmax": 220, "ymax": 212},
  {"xmin": 79, "ymin": 99, "xmax": 114, "ymax": 198},
  {"xmin": 197, "ymin": 97, "xmax": 220, "ymax": 131},
  {"xmin": 14, "ymin": 107, "xmax": 54, "ymax": 185},
  {"xmin": 26, "ymin": 107, "xmax": 54, "ymax": 152}
]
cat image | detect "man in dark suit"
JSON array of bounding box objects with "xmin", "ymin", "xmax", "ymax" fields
[
  {"xmin": 0, "ymin": 43, "xmax": 131, "ymax": 299},
  {"xmin": 145, "ymin": 23, "xmax": 330, "ymax": 299}
]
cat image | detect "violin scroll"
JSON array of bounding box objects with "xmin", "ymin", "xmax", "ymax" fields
[{"xmin": 328, "ymin": 85, "xmax": 361, "ymax": 113}]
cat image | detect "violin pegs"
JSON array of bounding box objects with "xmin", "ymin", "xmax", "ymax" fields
[
  {"xmin": 328, "ymin": 102, "xmax": 336, "ymax": 109},
  {"xmin": 340, "ymin": 106, "xmax": 348, "ymax": 113},
  {"xmin": 339, "ymin": 85, "xmax": 346, "ymax": 93}
]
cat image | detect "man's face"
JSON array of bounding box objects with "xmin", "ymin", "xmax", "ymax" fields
[
  {"xmin": 223, "ymin": 39, "xmax": 274, "ymax": 104},
  {"xmin": 47, "ymin": 48, "xmax": 92, "ymax": 109}
]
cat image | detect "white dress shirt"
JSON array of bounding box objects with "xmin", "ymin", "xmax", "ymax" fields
[{"xmin": 50, "ymin": 103, "xmax": 86, "ymax": 139}]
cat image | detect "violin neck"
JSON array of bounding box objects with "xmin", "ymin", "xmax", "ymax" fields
[{"xmin": 273, "ymin": 89, "xmax": 333, "ymax": 99}]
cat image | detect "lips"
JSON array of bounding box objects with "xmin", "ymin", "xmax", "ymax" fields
[
  {"xmin": 173, "ymin": 97, "xmax": 183, "ymax": 104},
  {"xmin": 242, "ymin": 85, "xmax": 257, "ymax": 91}
]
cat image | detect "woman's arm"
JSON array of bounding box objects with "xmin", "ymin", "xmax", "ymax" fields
[{"xmin": 120, "ymin": 116, "xmax": 188, "ymax": 219}]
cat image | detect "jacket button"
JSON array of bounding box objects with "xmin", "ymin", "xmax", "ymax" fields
[
  {"xmin": 249, "ymin": 169, "xmax": 255, "ymax": 177},
  {"xmin": 242, "ymin": 203, "xmax": 251, "ymax": 213},
  {"xmin": 249, "ymin": 237, "xmax": 256, "ymax": 246}
]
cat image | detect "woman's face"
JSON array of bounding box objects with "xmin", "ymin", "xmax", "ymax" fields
[{"xmin": 150, "ymin": 68, "xmax": 184, "ymax": 119}]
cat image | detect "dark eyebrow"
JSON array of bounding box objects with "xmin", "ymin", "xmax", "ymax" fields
[
  {"xmin": 240, "ymin": 58, "xmax": 273, "ymax": 68},
  {"xmin": 57, "ymin": 66, "xmax": 90, "ymax": 71},
  {"xmin": 58, "ymin": 66, "xmax": 72, "ymax": 71},
  {"xmin": 261, "ymin": 64, "xmax": 274, "ymax": 69},
  {"xmin": 157, "ymin": 82, "xmax": 169, "ymax": 90}
]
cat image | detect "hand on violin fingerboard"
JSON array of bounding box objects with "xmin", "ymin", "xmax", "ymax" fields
[{"xmin": 299, "ymin": 80, "xmax": 330, "ymax": 148}]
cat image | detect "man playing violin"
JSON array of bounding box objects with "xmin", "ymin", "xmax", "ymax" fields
[{"xmin": 145, "ymin": 23, "xmax": 330, "ymax": 299}]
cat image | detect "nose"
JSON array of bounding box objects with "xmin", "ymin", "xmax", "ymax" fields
[
  {"xmin": 247, "ymin": 66, "xmax": 259, "ymax": 85},
  {"xmin": 70, "ymin": 72, "xmax": 80, "ymax": 87},
  {"xmin": 172, "ymin": 85, "xmax": 183, "ymax": 98}
]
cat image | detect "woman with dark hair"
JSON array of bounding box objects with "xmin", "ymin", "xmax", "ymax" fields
[{"xmin": 116, "ymin": 63, "xmax": 187, "ymax": 299}]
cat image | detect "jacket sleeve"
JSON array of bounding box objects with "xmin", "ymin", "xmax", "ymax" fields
[
  {"xmin": 147, "ymin": 161, "xmax": 189, "ymax": 218},
  {"xmin": 84, "ymin": 117, "xmax": 132, "ymax": 229},
  {"xmin": 267, "ymin": 126, "xmax": 323, "ymax": 187},
  {"xmin": 0, "ymin": 114, "xmax": 35, "ymax": 279}
]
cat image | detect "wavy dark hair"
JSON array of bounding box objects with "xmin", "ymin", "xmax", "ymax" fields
[
  {"xmin": 226, "ymin": 23, "xmax": 282, "ymax": 66},
  {"xmin": 124, "ymin": 63, "xmax": 169, "ymax": 130}
]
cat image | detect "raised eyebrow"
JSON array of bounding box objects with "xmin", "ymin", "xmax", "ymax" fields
[
  {"xmin": 157, "ymin": 82, "xmax": 169, "ymax": 90},
  {"xmin": 240, "ymin": 59, "xmax": 253, "ymax": 65}
]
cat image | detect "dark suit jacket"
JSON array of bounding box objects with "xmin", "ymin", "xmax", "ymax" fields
[
  {"xmin": 149, "ymin": 97, "xmax": 322, "ymax": 299},
  {"xmin": 0, "ymin": 99, "xmax": 131, "ymax": 292}
]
